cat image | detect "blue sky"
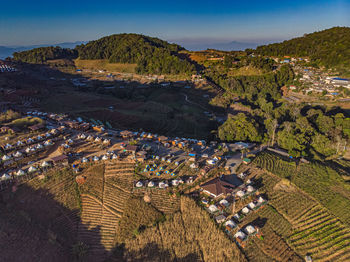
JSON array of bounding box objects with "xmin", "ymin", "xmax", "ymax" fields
[{"xmin": 0, "ymin": 0, "xmax": 349, "ymax": 46}]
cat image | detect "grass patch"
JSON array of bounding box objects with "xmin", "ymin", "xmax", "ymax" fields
[{"xmin": 74, "ymin": 59, "xmax": 137, "ymax": 73}]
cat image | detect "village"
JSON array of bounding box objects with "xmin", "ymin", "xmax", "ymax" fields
[{"xmin": 0, "ymin": 105, "xmax": 275, "ymax": 247}]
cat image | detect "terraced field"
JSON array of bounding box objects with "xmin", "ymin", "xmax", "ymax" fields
[
  {"xmin": 249, "ymin": 157, "xmax": 350, "ymax": 262},
  {"xmin": 78, "ymin": 160, "xmax": 135, "ymax": 260}
]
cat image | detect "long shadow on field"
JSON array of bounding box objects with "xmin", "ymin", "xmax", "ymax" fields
[
  {"xmin": 109, "ymin": 242, "xmax": 201, "ymax": 262},
  {"xmin": 5, "ymin": 62, "xmax": 223, "ymax": 139},
  {"xmin": 0, "ymin": 183, "xmax": 110, "ymax": 262}
]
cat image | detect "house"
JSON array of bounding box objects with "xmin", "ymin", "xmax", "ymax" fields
[
  {"xmin": 28, "ymin": 123, "xmax": 45, "ymax": 132},
  {"xmin": 120, "ymin": 130, "xmax": 133, "ymax": 138},
  {"xmin": 215, "ymin": 215, "xmax": 226, "ymax": 224},
  {"xmin": 51, "ymin": 154, "xmax": 68, "ymax": 166},
  {"xmin": 201, "ymin": 177, "xmax": 236, "ymax": 198},
  {"xmin": 125, "ymin": 145, "xmax": 138, "ymax": 154}
]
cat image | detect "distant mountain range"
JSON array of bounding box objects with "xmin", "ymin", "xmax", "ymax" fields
[
  {"xmin": 0, "ymin": 41, "xmax": 87, "ymax": 59},
  {"xmin": 174, "ymin": 40, "xmax": 260, "ymax": 51}
]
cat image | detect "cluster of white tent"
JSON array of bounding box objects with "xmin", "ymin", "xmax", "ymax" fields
[
  {"xmin": 235, "ymin": 184, "xmax": 256, "ymax": 199},
  {"xmin": 234, "ymin": 224, "xmax": 257, "ymax": 241},
  {"xmin": 3, "ymin": 129, "xmax": 58, "ymax": 152},
  {"xmin": 81, "ymin": 152, "xmax": 118, "ymax": 163},
  {"xmin": 233, "ymin": 196, "xmax": 266, "ymax": 222},
  {"xmin": 2, "ymin": 140, "xmax": 54, "ymax": 162},
  {"xmin": 1, "ymin": 161, "xmax": 52, "ymax": 181},
  {"xmin": 78, "ymin": 133, "xmax": 110, "ymax": 145},
  {"xmin": 135, "ymin": 177, "xmax": 194, "ymax": 189},
  {"xmin": 0, "ymin": 64, "xmax": 16, "ymax": 73}
]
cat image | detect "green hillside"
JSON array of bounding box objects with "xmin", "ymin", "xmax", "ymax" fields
[
  {"xmin": 254, "ymin": 27, "xmax": 350, "ymax": 69},
  {"xmin": 12, "ymin": 34, "xmax": 196, "ymax": 75},
  {"xmin": 13, "ymin": 46, "xmax": 77, "ymax": 64},
  {"xmin": 75, "ymin": 33, "xmax": 195, "ymax": 75}
]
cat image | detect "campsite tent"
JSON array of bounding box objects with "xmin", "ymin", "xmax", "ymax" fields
[
  {"xmin": 16, "ymin": 169, "xmax": 25, "ymax": 176},
  {"xmin": 28, "ymin": 166, "xmax": 37, "ymax": 173},
  {"xmin": 136, "ymin": 181, "xmax": 143, "ymax": 188},
  {"xmin": 2, "ymin": 155, "xmax": 11, "ymax": 161},
  {"xmin": 244, "ymin": 225, "xmax": 256, "ymax": 235}
]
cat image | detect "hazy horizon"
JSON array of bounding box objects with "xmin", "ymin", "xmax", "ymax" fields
[{"xmin": 1, "ymin": 0, "xmax": 349, "ymax": 46}]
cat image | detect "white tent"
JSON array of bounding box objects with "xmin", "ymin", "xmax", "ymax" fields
[
  {"xmin": 14, "ymin": 151, "xmax": 22, "ymax": 158},
  {"xmin": 208, "ymin": 205, "xmax": 218, "ymax": 213},
  {"xmin": 87, "ymin": 135, "xmax": 93, "ymax": 141},
  {"xmin": 247, "ymin": 185, "xmax": 255, "ymax": 193},
  {"xmin": 5, "ymin": 143, "xmax": 12, "ymax": 149},
  {"xmin": 82, "ymin": 157, "xmax": 88, "ymax": 163},
  {"xmin": 16, "ymin": 141, "xmax": 23, "ymax": 146},
  {"xmin": 37, "ymin": 135, "xmax": 43, "ymax": 140},
  {"xmin": 1, "ymin": 173, "xmax": 11, "ymax": 181},
  {"xmin": 41, "ymin": 161, "xmax": 50, "ymax": 168},
  {"xmin": 93, "ymin": 156, "xmax": 99, "ymax": 161},
  {"xmin": 27, "ymin": 138, "xmax": 34, "ymax": 143},
  {"xmin": 50, "ymin": 129, "xmax": 58, "ymax": 134},
  {"xmin": 244, "ymin": 225, "xmax": 256, "ymax": 235},
  {"xmin": 103, "ymin": 139, "xmax": 110, "ymax": 144},
  {"xmin": 258, "ymin": 196, "xmax": 265, "ymax": 203},
  {"xmin": 233, "ymin": 213, "xmax": 240, "ymax": 221},
  {"xmin": 2, "ymin": 155, "xmax": 11, "ymax": 161},
  {"xmin": 16, "ymin": 169, "xmax": 25, "ymax": 176},
  {"xmin": 45, "ymin": 133, "xmax": 51, "ymax": 137},
  {"xmin": 25, "ymin": 147, "xmax": 32, "ymax": 153},
  {"xmin": 219, "ymin": 199, "xmax": 229, "ymax": 207},
  {"xmin": 172, "ymin": 179, "xmax": 179, "ymax": 186},
  {"xmin": 234, "ymin": 231, "xmax": 246, "ymax": 240},
  {"xmin": 148, "ymin": 181, "xmax": 155, "ymax": 187},
  {"xmin": 242, "ymin": 207, "xmax": 250, "ymax": 215},
  {"xmin": 101, "ymin": 155, "xmax": 109, "ymax": 161},
  {"xmin": 28, "ymin": 166, "xmax": 37, "ymax": 173},
  {"xmin": 224, "ymin": 220, "xmax": 237, "ymax": 229},
  {"xmin": 95, "ymin": 137, "xmax": 101, "ymax": 142},
  {"xmin": 36, "ymin": 144, "xmax": 43, "ymax": 150},
  {"xmin": 236, "ymin": 190, "xmax": 245, "ymax": 198},
  {"xmin": 44, "ymin": 140, "xmax": 52, "ymax": 146},
  {"xmin": 136, "ymin": 181, "xmax": 143, "ymax": 188},
  {"xmin": 79, "ymin": 133, "xmax": 86, "ymax": 139},
  {"xmin": 248, "ymin": 202, "xmax": 256, "ymax": 210},
  {"xmin": 158, "ymin": 181, "xmax": 168, "ymax": 189},
  {"xmin": 112, "ymin": 154, "xmax": 118, "ymax": 159},
  {"xmin": 67, "ymin": 139, "xmax": 74, "ymax": 144}
]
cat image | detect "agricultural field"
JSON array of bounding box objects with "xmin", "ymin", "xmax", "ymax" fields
[
  {"xmin": 74, "ymin": 59, "xmax": 137, "ymax": 73},
  {"xmin": 41, "ymin": 87, "xmax": 217, "ymax": 139},
  {"xmin": 121, "ymin": 196, "xmax": 247, "ymax": 262},
  {"xmin": 243, "ymin": 152, "xmax": 350, "ymax": 261}
]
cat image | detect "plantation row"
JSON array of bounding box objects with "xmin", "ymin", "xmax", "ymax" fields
[
  {"xmin": 253, "ymin": 152, "xmax": 350, "ymax": 225},
  {"xmin": 252, "ymin": 167, "xmax": 350, "ymax": 261}
]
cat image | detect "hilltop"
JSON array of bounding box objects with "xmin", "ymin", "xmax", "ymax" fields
[
  {"xmin": 254, "ymin": 27, "xmax": 350, "ymax": 69},
  {"xmin": 12, "ymin": 34, "xmax": 196, "ymax": 75}
]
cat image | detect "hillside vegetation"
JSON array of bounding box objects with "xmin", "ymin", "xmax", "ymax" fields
[
  {"xmin": 75, "ymin": 34, "xmax": 195, "ymax": 75},
  {"xmin": 122, "ymin": 196, "xmax": 247, "ymax": 262},
  {"xmin": 254, "ymin": 27, "xmax": 350, "ymax": 69},
  {"xmin": 13, "ymin": 46, "xmax": 77, "ymax": 64},
  {"xmin": 12, "ymin": 34, "xmax": 195, "ymax": 75}
]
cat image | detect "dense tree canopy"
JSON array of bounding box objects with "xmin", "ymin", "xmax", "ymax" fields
[
  {"xmin": 13, "ymin": 46, "xmax": 77, "ymax": 64},
  {"xmin": 12, "ymin": 34, "xmax": 196, "ymax": 75},
  {"xmin": 76, "ymin": 34, "xmax": 195, "ymax": 75},
  {"xmin": 254, "ymin": 27, "xmax": 350, "ymax": 69}
]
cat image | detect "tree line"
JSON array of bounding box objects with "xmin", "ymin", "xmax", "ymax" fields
[
  {"xmin": 252, "ymin": 27, "xmax": 350, "ymax": 69},
  {"xmin": 12, "ymin": 34, "xmax": 196, "ymax": 75}
]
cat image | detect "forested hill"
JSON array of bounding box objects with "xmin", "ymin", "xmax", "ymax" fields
[
  {"xmin": 12, "ymin": 34, "xmax": 196, "ymax": 75},
  {"xmin": 13, "ymin": 46, "xmax": 77, "ymax": 64},
  {"xmin": 254, "ymin": 27, "xmax": 350, "ymax": 69},
  {"xmin": 75, "ymin": 33, "xmax": 195, "ymax": 75}
]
